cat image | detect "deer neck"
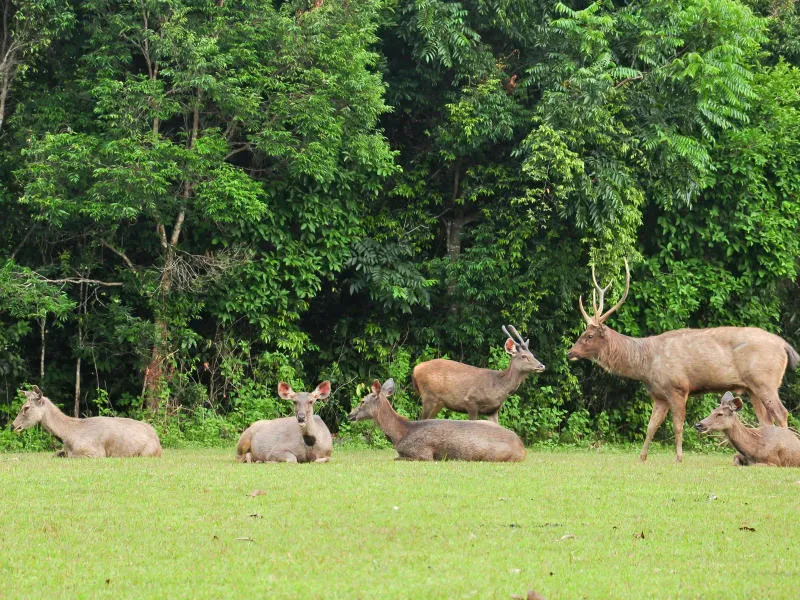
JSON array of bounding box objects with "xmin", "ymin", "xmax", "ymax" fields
[
  {"xmin": 40, "ymin": 397, "xmax": 78, "ymax": 442},
  {"xmin": 596, "ymin": 328, "xmax": 653, "ymax": 381},
  {"xmin": 300, "ymin": 415, "xmax": 320, "ymax": 446},
  {"xmin": 494, "ymin": 360, "xmax": 527, "ymax": 396},
  {"xmin": 373, "ymin": 396, "xmax": 410, "ymax": 445},
  {"xmin": 723, "ymin": 419, "xmax": 760, "ymax": 459}
]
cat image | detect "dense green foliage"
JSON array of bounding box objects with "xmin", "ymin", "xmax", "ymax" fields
[{"xmin": 1, "ymin": 0, "xmax": 799, "ymax": 448}]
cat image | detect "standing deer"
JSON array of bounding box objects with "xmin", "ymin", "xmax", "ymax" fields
[
  {"xmin": 567, "ymin": 260, "xmax": 798, "ymax": 463},
  {"xmin": 695, "ymin": 392, "xmax": 800, "ymax": 467},
  {"xmin": 413, "ymin": 325, "xmax": 545, "ymax": 422},
  {"xmin": 12, "ymin": 386, "xmax": 162, "ymax": 458},
  {"xmin": 236, "ymin": 381, "xmax": 333, "ymax": 463},
  {"xmin": 348, "ymin": 378, "xmax": 526, "ymax": 461}
]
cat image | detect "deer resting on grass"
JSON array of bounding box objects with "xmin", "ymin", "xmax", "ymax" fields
[
  {"xmin": 412, "ymin": 325, "xmax": 544, "ymax": 422},
  {"xmin": 236, "ymin": 381, "xmax": 333, "ymax": 463},
  {"xmin": 348, "ymin": 378, "xmax": 526, "ymax": 461},
  {"xmin": 12, "ymin": 386, "xmax": 162, "ymax": 457},
  {"xmin": 695, "ymin": 392, "xmax": 800, "ymax": 467},
  {"xmin": 567, "ymin": 260, "xmax": 798, "ymax": 463}
]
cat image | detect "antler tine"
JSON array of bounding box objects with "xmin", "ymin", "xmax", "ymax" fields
[
  {"xmin": 507, "ymin": 325, "xmax": 529, "ymax": 350},
  {"xmin": 578, "ymin": 295, "xmax": 593, "ymax": 324},
  {"xmin": 590, "ymin": 264, "xmax": 613, "ymax": 316},
  {"xmin": 597, "ymin": 259, "xmax": 631, "ymax": 324}
]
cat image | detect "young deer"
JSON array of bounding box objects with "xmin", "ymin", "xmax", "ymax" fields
[
  {"xmin": 236, "ymin": 381, "xmax": 333, "ymax": 463},
  {"xmin": 413, "ymin": 325, "xmax": 544, "ymax": 422},
  {"xmin": 348, "ymin": 379, "xmax": 526, "ymax": 462},
  {"xmin": 567, "ymin": 259, "xmax": 797, "ymax": 462},
  {"xmin": 12, "ymin": 386, "xmax": 162, "ymax": 458},
  {"xmin": 695, "ymin": 392, "xmax": 800, "ymax": 467}
]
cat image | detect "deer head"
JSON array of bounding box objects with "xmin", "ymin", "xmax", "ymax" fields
[
  {"xmin": 566, "ymin": 259, "xmax": 630, "ymax": 361},
  {"xmin": 502, "ymin": 324, "xmax": 545, "ymax": 373},
  {"xmin": 278, "ymin": 381, "xmax": 331, "ymax": 432},
  {"xmin": 13, "ymin": 386, "xmax": 46, "ymax": 432},
  {"xmin": 348, "ymin": 379, "xmax": 394, "ymax": 422},
  {"xmin": 694, "ymin": 392, "xmax": 743, "ymax": 433}
]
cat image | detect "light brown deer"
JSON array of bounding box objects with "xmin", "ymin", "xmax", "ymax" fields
[
  {"xmin": 567, "ymin": 260, "xmax": 798, "ymax": 462},
  {"xmin": 12, "ymin": 386, "xmax": 162, "ymax": 457},
  {"xmin": 236, "ymin": 381, "xmax": 333, "ymax": 463},
  {"xmin": 348, "ymin": 378, "xmax": 526, "ymax": 461},
  {"xmin": 413, "ymin": 325, "xmax": 545, "ymax": 422},
  {"xmin": 695, "ymin": 392, "xmax": 800, "ymax": 466}
]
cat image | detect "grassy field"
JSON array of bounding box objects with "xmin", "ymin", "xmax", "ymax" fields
[{"xmin": 1, "ymin": 445, "xmax": 799, "ymax": 599}]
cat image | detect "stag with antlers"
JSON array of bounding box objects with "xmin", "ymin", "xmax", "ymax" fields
[{"xmin": 567, "ymin": 260, "xmax": 798, "ymax": 462}]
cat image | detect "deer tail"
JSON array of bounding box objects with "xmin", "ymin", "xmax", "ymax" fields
[
  {"xmin": 785, "ymin": 343, "xmax": 800, "ymax": 371},
  {"xmin": 412, "ymin": 372, "xmax": 420, "ymax": 396}
]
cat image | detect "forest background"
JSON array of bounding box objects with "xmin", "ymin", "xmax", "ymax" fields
[{"xmin": 1, "ymin": 0, "xmax": 799, "ymax": 452}]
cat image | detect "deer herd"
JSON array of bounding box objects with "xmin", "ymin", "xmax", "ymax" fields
[{"xmin": 11, "ymin": 261, "xmax": 800, "ymax": 467}]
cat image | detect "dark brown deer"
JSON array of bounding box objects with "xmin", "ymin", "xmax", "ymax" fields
[
  {"xmin": 695, "ymin": 392, "xmax": 800, "ymax": 466},
  {"xmin": 236, "ymin": 381, "xmax": 333, "ymax": 463},
  {"xmin": 12, "ymin": 386, "xmax": 162, "ymax": 458},
  {"xmin": 567, "ymin": 260, "xmax": 798, "ymax": 462},
  {"xmin": 348, "ymin": 379, "xmax": 526, "ymax": 461},
  {"xmin": 413, "ymin": 325, "xmax": 545, "ymax": 422}
]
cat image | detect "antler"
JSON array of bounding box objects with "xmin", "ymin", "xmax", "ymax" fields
[
  {"xmin": 502, "ymin": 324, "xmax": 529, "ymax": 350},
  {"xmin": 579, "ymin": 259, "xmax": 631, "ymax": 325},
  {"xmin": 596, "ymin": 259, "xmax": 630, "ymax": 324}
]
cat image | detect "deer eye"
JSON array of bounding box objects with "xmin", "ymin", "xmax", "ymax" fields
[{"xmin": 586, "ymin": 334, "xmax": 594, "ymax": 340}]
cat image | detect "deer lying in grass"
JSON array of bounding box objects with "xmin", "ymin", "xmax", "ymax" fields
[
  {"xmin": 567, "ymin": 259, "xmax": 798, "ymax": 462},
  {"xmin": 236, "ymin": 381, "xmax": 333, "ymax": 463},
  {"xmin": 12, "ymin": 386, "xmax": 162, "ymax": 457},
  {"xmin": 695, "ymin": 392, "xmax": 800, "ymax": 467},
  {"xmin": 348, "ymin": 379, "xmax": 526, "ymax": 461},
  {"xmin": 412, "ymin": 325, "xmax": 545, "ymax": 422}
]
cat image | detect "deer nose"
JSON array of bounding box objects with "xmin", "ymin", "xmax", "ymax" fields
[
  {"xmin": 297, "ymin": 414, "xmax": 306, "ymax": 423},
  {"xmin": 694, "ymin": 422, "xmax": 705, "ymax": 432}
]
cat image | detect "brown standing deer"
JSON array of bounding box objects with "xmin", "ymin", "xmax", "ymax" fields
[
  {"xmin": 348, "ymin": 378, "xmax": 526, "ymax": 461},
  {"xmin": 413, "ymin": 325, "xmax": 545, "ymax": 422},
  {"xmin": 695, "ymin": 392, "xmax": 800, "ymax": 466},
  {"xmin": 567, "ymin": 260, "xmax": 798, "ymax": 462},
  {"xmin": 236, "ymin": 381, "xmax": 333, "ymax": 463},
  {"xmin": 12, "ymin": 386, "xmax": 162, "ymax": 458}
]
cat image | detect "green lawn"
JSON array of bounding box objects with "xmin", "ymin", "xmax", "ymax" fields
[{"xmin": 1, "ymin": 446, "xmax": 798, "ymax": 599}]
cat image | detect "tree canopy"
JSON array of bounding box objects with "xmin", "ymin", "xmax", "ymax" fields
[{"xmin": 1, "ymin": 0, "xmax": 798, "ymax": 448}]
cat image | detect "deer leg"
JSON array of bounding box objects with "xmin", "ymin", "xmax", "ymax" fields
[
  {"xmin": 747, "ymin": 392, "xmax": 772, "ymax": 427},
  {"xmin": 313, "ymin": 457, "xmax": 330, "ymax": 463},
  {"xmin": 759, "ymin": 389, "xmax": 789, "ymax": 428},
  {"xmin": 420, "ymin": 400, "xmax": 441, "ymax": 420},
  {"xmin": 639, "ymin": 399, "xmax": 669, "ymax": 463},
  {"xmin": 669, "ymin": 395, "xmax": 687, "ymax": 463},
  {"xmin": 486, "ymin": 410, "xmax": 500, "ymax": 424}
]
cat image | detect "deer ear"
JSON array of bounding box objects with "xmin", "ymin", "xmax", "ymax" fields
[
  {"xmin": 371, "ymin": 379, "xmax": 382, "ymax": 395},
  {"xmin": 381, "ymin": 379, "xmax": 395, "ymax": 397},
  {"xmin": 277, "ymin": 382, "xmax": 295, "ymax": 400},
  {"xmin": 504, "ymin": 338, "xmax": 516, "ymax": 355},
  {"xmin": 32, "ymin": 385, "xmax": 43, "ymax": 397},
  {"xmin": 733, "ymin": 396, "xmax": 743, "ymax": 411},
  {"xmin": 311, "ymin": 381, "xmax": 331, "ymax": 400}
]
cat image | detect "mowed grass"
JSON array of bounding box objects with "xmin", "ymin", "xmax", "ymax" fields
[{"xmin": 1, "ymin": 446, "xmax": 799, "ymax": 599}]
